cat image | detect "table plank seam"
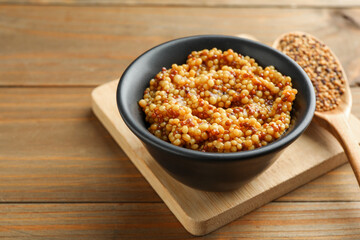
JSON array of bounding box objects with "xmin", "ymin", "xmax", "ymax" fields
[{"xmin": 0, "ymin": 2, "xmax": 360, "ymax": 9}]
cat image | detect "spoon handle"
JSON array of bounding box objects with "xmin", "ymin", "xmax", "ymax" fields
[{"xmin": 316, "ymin": 114, "xmax": 360, "ymax": 186}]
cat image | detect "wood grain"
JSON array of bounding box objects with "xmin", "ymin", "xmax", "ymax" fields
[
  {"xmin": 2, "ymin": 86, "xmax": 360, "ymax": 204},
  {"xmin": 0, "ymin": 0, "xmax": 359, "ymax": 7},
  {"xmin": 0, "ymin": 87, "xmax": 160, "ymax": 202},
  {"xmin": 0, "ymin": 6, "xmax": 359, "ymax": 86},
  {"xmin": 278, "ymin": 164, "xmax": 360, "ymax": 202},
  {"xmin": 2, "ymin": 202, "xmax": 360, "ymax": 239}
]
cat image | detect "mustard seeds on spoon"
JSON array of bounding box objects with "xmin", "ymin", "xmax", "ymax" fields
[
  {"xmin": 275, "ymin": 32, "xmax": 360, "ymax": 188},
  {"xmin": 275, "ymin": 33, "xmax": 346, "ymax": 112}
]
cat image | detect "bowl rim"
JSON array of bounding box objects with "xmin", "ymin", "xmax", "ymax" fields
[{"xmin": 117, "ymin": 34, "xmax": 316, "ymax": 162}]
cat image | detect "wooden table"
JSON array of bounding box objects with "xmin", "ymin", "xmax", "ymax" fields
[{"xmin": 1, "ymin": 1, "xmax": 360, "ymax": 239}]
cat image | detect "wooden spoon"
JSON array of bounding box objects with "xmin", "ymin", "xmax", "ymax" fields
[{"xmin": 273, "ymin": 32, "xmax": 360, "ymax": 186}]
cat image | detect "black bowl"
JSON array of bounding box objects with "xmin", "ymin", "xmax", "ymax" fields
[{"xmin": 117, "ymin": 35, "xmax": 315, "ymax": 191}]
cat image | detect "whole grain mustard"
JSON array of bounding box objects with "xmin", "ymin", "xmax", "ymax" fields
[{"xmin": 139, "ymin": 48, "xmax": 297, "ymax": 152}]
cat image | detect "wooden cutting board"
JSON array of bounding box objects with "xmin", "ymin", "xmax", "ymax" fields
[{"xmin": 91, "ymin": 79, "xmax": 360, "ymax": 236}]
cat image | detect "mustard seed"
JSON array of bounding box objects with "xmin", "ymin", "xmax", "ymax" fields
[
  {"xmin": 276, "ymin": 33, "xmax": 345, "ymax": 112},
  {"xmin": 139, "ymin": 48, "xmax": 297, "ymax": 152}
]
